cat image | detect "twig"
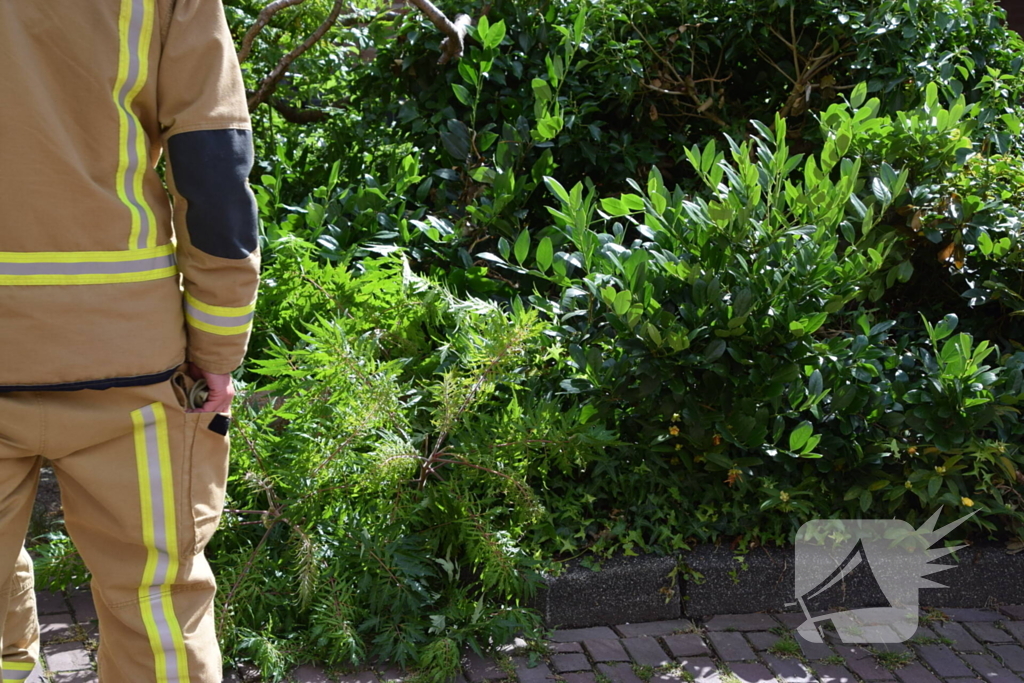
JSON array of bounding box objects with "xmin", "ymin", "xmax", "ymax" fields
[
  {"xmin": 248, "ymin": 0, "xmax": 347, "ymax": 110},
  {"xmin": 406, "ymin": 0, "xmax": 471, "ymax": 64},
  {"xmin": 238, "ymin": 0, "xmax": 308, "ymax": 63}
]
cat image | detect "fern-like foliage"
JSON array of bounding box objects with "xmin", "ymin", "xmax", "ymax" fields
[{"xmin": 208, "ymin": 239, "xmax": 614, "ymax": 679}]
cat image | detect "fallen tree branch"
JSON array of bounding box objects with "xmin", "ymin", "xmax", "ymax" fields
[
  {"xmin": 406, "ymin": 0, "xmax": 471, "ymax": 64},
  {"xmin": 238, "ymin": 0, "xmax": 308, "ymax": 63},
  {"xmin": 247, "ymin": 0, "xmax": 347, "ymax": 110}
]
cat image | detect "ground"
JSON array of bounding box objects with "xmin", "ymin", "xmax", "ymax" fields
[{"xmin": 24, "ymin": 588, "xmax": 1024, "ymax": 683}]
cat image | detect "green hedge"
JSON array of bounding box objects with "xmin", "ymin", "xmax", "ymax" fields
[{"xmin": 34, "ymin": 0, "xmax": 1024, "ymax": 678}]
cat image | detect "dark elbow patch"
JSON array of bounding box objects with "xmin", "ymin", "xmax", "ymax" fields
[{"xmin": 167, "ymin": 129, "xmax": 259, "ymax": 259}]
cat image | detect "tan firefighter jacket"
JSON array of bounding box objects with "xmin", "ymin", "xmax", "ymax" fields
[{"xmin": 0, "ymin": 0, "xmax": 261, "ymax": 390}]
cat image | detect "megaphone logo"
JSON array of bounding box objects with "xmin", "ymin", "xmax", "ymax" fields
[{"xmin": 792, "ymin": 509, "xmax": 976, "ymax": 644}]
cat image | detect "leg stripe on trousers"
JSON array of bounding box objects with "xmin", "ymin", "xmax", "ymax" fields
[
  {"xmin": 2, "ymin": 660, "xmax": 35, "ymax": 682},
  {"xmin": 131, "ymin": 403, "xmax": 191, "ymax": 683}
]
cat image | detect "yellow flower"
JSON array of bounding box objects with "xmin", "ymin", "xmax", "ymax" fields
[
  {"xmin": 779, "ymin": 491, "xmax": 790, "ymax": 502},
  {"xmin": 961, "ymin": 497, "xmax": 974, "ymax": 507},
  {"xmin": 671, "ymin": 413, "xmax": 681, "ymax": 422},
  {"xmin": 935, "ymin": 466, "xmax": 946, "ymax": 475},
  {"xmin": 675, "ymin": 443, "xmax": 683, "ymax": 450},
  {"xmin": 905, "ymin": 481, "xmax": 913, "ymax": 490},
  {"xmin": 669, "ymin": 425, "xmax": 680, "ymax": 436}
]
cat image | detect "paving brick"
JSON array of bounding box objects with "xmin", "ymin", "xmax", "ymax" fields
[
  {"xmin": 814, "ymin": 664, "xmax": 855, "ymax": 683},
  {"xmin": 1000, "ymin": 607, "xmax": 1024, "ymax": 621},
  {"xmin": 963, "ymin": 653, "xmax": 1024, "ymax": 683},
  {"xmin": 831, "ymin": 641, "xmax": 873, "ymax": 660},
  {"xmin": 511, "ymin": 656, "xmax": 556, "ymax": 683},
  {"xmin": 561, "ymin": 673, "xmax": 596, "ymax": 683},
  {"xmin": 1007, "ymin": 621, "xmax": 1024, "ymax": 645},
  {"xmin": 964, "ymin": 622, "xmax": 1014, "ymax": 643},
  {"xmin": 893, "ymin": 663, "xmax": 942, "ymax": 683},
  {"xmin": 547, "ymin": 641, "xmax": 583, "ymax": 654},
  {"xmin": 616, "ymin": 620, "xmax": 694, "ymax": 638},
  {"xmin": 44, "ymin": 642, "xmax": 91, "ymax": 672},
  {"xmin": 761, "ymin": 654, "xmax": 816, "ymax": 683},
  {"xmin": 774, "ymin": 614, "xmax": 806, "ymax": 630},
  {"xmin": 291, "ymin": 665, "xmax": 333, "ymax": 683},
  {"xmin": 705, "ymin": 614, "xmax": 779, "ymax": 632},
  {"xmin": 650, "ymin": 670, "xmax": 689, "ymax": 683},
  {"xmin": 621, "ymin": 637, "xmax": 672, "ymax": 667},
  {"xmin": 26, "ymin": 666, "xmax": 46, "ymax": 683},
  {"xmin": 932, "ymin": 623, "xmax": 985, "ymax": 652},
  {"xmin": 747, "ymin": 632, "xmax": 782, "ymax": 652},
  {"xmin": 583, "ymin": 639, "xmax": 630, "ymax": 663},
  {"xmin": 548, "ymin": 627, "xmax": 620, "ymax": 642},
  {"xmin": 663, "ymin": 634, "xmax": 710, "ymax": 658},
  {"xmin": 844, "ymin": 655, "xmax": 895, "ymax": 681},
  {"xmin": 551, "ymin": 654, "xmax": 591, "ymax": 673},
  {"xmin": 67, "ymin": 593, "xmax": 97, "ymax": 623},
  {"xmin": 912, "ymin": 645, "xmax": 974, "ymax": 678},
  {"xmin": 708, "ymin": 631, "xmax": 756, "ymax": 661},
  {"xmin": 727, "ymin": 662, "xmax": 778, "ymax": 683},
  {"xmin": 337, "ymin": 671, "xmax": 380, "ymax": 683},
  {"xmin": 462, "ymin": 648, "xmax": 508, "ymax": 682},
  {"xmin": 35, "ymin": 590, "xmax": 67, "ymax": 615},
  {"xmin": 50, "ymin": 672, "xmax": 98, "ymax": 683},
  {"xmin": 674, "ymin": 656, "xmax": 719, "ymax": 683},
  {"xmin": 939, "ymin": 609, "xmax": 1003, "ymax": 622},
  {"xmin": 945, "ymin": 679, "xmax": 981, "ymax": 683},
  {"xmin": 795, "ymin": 633, "xmax": 835, "ymax": 661},
  {"xmin": 39, "ymin": 613, "xmax": 75, "ymax": 643},
  {"xmin": 596, "ymin": 663, "xmax": 645, "ymax": 683},
  {"xmin": 991, "ymin": 644, "xmax": 1024, "ymax": 672},
  {"xmin": 907, "ymin": 625, "xmax": 938, "ymax": 641}
]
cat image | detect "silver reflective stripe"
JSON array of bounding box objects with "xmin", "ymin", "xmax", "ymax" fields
[
  {"xmin": 139, "ymin": 405, "xmax": 181, "ymax": 682},
  {"xmin": 133, "ymin": 403, "xmax": 188, "ymax": 681},
  {"xmin": 183, "ymin": 302, "xmax": 255, "ymax": 328},
  {"xmin": 117, "ymin": 2, "xmax": 151, "ymax": 250},
  {"xmin": 1, "ymin": 665, "xmax": 34, "ymax": 681},
  {"xmin": 0, "ymin": 253, "xmax": 175, "ymax": 277}
]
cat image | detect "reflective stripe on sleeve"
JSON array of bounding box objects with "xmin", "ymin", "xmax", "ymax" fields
[
  {"xmin": 1, "ymin": 660, "xmax": 36, "ymax": 682},
  {"xmin": 131, "ymin": 403, "xmax": 191, "ymax": 683},
  {"xmin": 184, "ymin": 291, "xmax": 255, "ymax": 336},
  {"xmin": 0, "ymin": 245, "xmax": 177, "ymax": 285},
  {"xmin": 112, "ymin": 0, "xmax": 158, "ymax": 250}
]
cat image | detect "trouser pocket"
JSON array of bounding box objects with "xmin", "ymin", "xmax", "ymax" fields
[
  {"xmin": 185, "ymin": 410, "xmax": 231, "ymax": 556},
  {"xmin": 171, "ymin": 366, "xmax": 232, "ymax": 556}
]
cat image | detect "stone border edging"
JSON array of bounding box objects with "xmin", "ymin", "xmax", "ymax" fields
[{"xmin": 535, "ymin": 545, "xmax": 1024, "ymax": 628}]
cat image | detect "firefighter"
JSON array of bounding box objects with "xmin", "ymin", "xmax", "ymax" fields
[{"xmin": 0, "ymin": 0, "xmax": 260, "ymax": 679}]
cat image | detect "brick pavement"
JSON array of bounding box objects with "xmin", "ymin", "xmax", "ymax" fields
[{"xmin": 23, "ymin": 590, "xmax": 1024, "ymax": 683}]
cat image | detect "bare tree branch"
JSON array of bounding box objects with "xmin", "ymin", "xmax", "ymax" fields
[
  {"xmin": 247, "ymin": 0, "xmax": 347, "ymax": 110},
  {"xmin": 406, "ymin": 0, "xmax": 471, "ymax": 64},
  {"xmin": 238, "ymin": 0, "xmax": 308, "ymax": 63}
]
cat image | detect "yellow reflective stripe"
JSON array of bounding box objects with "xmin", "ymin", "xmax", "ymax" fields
[
  {"xmin": 112, "ymin": 0, "xmax": 136, "ymax": 244},
  {"xmin": 156, "ymin": 408, "xmax": 190, "ymax": 680},
  {"xmin": 183, "ymin": 291, "xmax": 256, "ymax": 317},
  {"xmin": 0, "ymin": 244, "xmax": 173, "ymax": 263},
  {"xmin": 1, "ymin": 663, "xmax": 35, "ymax": 671},
  {"xmin": 132, "ymin": 404, "xmax": 191, "ymax": 683},
  {"xmin": 184, "ymin": 314, "xmax": 251, "ymax": 336},
  {"xmin": 0, "ymin": 245, "xmax": 176, "ymax": 285},
  {"xmin": 184, "ymin": 291, "xmax": 255, "ymax": 336},
  {"xmin": 131, "ymin": 0, "xmax": 157, "ymax": 250},
  {"xmin": 113, "ymin": 0, "xmax": 158, "ymax": 250},
  {"xmin": 0, "ymin": 268, "xmax": 177, "ymax": 286}
]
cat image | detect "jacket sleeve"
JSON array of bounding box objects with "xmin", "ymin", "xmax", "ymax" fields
[{"xmin": 158, "ymin": 0, "xmax": 260, "ymax": 375}]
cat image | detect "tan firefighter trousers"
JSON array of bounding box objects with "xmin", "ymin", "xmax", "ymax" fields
[{"xmin": 0, "ymin": 362, "xmax": 231, "ymax": 682}]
